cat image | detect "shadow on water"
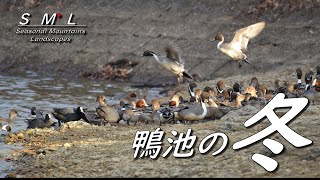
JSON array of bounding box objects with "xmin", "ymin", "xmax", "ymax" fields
[{"xmin": 0, "ymin": 70, "xmax": 164, "ymax": 177}]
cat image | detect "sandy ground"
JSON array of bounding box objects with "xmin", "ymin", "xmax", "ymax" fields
[{"xmin": 2, "ymin": 67, "xmax": 320, "ymax": 178}]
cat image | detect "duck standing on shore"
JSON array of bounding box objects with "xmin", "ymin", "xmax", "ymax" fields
[
  {"xmin": 96, "ymin": 95, "xmax": 120, "ymax": 126},
  {"xmin": 52, "ymin": 107, "xmax": 85, "ymax": 126},
  {"xmin": 175, "ymin": 96, "xmax": 207, "ymax": 123}
]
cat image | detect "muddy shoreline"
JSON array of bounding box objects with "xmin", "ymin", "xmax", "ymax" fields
[{"xmin": 2, "ymin": 68, "xmax": 320, "ymax": 178}]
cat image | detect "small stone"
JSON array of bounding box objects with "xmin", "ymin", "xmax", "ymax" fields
[
  {"xmin": 25, "ymin": 129, "xmax": 34, "ymax": 135},
  {"xmin": 58, "ymin": 166, "xmax": 67, "ymax": 172},
  {"xmin": 36, "ymin": 148, "xmax": 45, "ymax": 154},
  {"xmin": 16, "ymin": 133, "xmax": 25, "ymax": 139},
  {"xmin": 64, "ymin": 143, "xmax": 72, "ymax": 148},
  {"xmin": 8, "ymin": 133, "xmax": 17, "ymax": 139}
]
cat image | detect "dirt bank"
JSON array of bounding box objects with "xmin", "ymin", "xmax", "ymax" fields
[
  {"xmin": 3, "ymin": 67, "xmax": 320, "ymax": 178},
  {"xmin": 0, "ymin": 0, "xmax": 319, "ymax": 86}
]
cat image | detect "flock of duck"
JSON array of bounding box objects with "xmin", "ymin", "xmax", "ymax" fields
[{"xmin": 1, "ymin": 21, "xmax": 320, "ymax": 132}]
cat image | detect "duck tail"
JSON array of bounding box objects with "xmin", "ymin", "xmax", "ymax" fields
[
  {"xmin": 243, "ymin": 58, "xmax": 257, "ymax": 70},
  {"xmin": 183, "ymin": 70, "xmax": 194, "ymax": 80}
]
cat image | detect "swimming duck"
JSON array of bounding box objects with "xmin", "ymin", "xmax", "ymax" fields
[
  {"xmin": 0, "ymin": 109, "xmax": 19, "ymax": 124},
  {"xmin": 0, "ymin": 110, "xmax": 19, "ymax": 132},
  {"xmin": 96, "ymin": 95, "xmax": 120, "ymax": 126},
  {"xmin": 52, "ymin": 107, "xmax": 84, "ymax": 126},
  {"xmin": 212, "ymin": 21, "xmax": 266, "ymax": 69},
  {"xmin": 142, "ymin": 43, "xmax": 194, "ymax": 84},
  {"xmin": 27, "ymin": 114, "xmax": 56, "ymax": 129}
]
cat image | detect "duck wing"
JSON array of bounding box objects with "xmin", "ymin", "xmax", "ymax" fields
[
  {"xmin": 164, "ymin": 42, "xmax": 184, "ymax": 65},
  {"xmin": 230, "ymin": 21, "xmax": 266, "ymax": 53}
]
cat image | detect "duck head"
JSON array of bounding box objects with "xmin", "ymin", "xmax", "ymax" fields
[
  {"xmin": 250, "ymin": 77, "xmax": 259, "ymax": 87},
  {"xmin": 151, "ymin": 99, "xmax": 161, "ymax": 111},
  {"xmin": 213, "ymin": 34, "xmax": 224, "ymax": 42},
  {"xmin": 1, "ymin": 124, "xmax": 11, "ymax": 132},
  {"xmin": 194, "ymin": 89, "xmax": 203, "ymax": 102},
  {"xmin": 200, "ymin": 91, "xmax": 210, "ymax": 103},
  {"xmin": 216, "ymin": 80, "xmax": 226, "ymax": 93},
  {"xmin": 9, "ymin": 110, "xmax": 19, "ymax": 120},
  {"xmin": 284, "ymin": 81, "xmax": 294, "ymax": 93},
  {"xmin": 245, "ymin": 86, "xmax": 257, "ymax": 97},
  {"xmin": 142, "ymin": 51, "xmax": 155, "ymax": 57},
  {"xmin": 31, "ymin": 107, "xmax": 37, "ymax": 116},
  {"xmin": 161, "ymin": 108, "xmax": 174, "ymax": 120},
  {"xmin": 233, "ymin": 83, "xmax": 242, "ymax": 93},
  {"xmin": 305, "ymin": 71, "xmax": 314, "ymax": 84},
  {"xmin": 44, "ymin": 114, "xmax": 56, "ymax": 125},
  {"xmin": 169, "ymin": 95, "xmax": 180, "ymax": 107},
  {"xmin": 119, "ymin": 100, "xmax": 126, "ymax": 108},
  {"xmin": 203, "ymin": 86, "xmax": 216, "ymax": 98},
  {"xmin": 44, "ymin": 114, "xmax": 52, "ymax": 121},
  {"xmin": 188, "ymin": 82, "xmax": 198, "ymax": 97},
  {"xmin": 96, "ymin": 95, "xmax": 107, "ymax": 106},
  {"xmin": 296, "ymin": 68, "xmax": 303, "ymax": 80},
  {"xmin": 136, "ymin": 99, "xmax": 148, "ymax": 108}
]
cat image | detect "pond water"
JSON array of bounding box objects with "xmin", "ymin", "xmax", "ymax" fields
[{"xmin": 0, "ymin": 71, "xmax": 164, "ymax": 177}]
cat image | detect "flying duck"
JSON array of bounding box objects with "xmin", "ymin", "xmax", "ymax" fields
[
  {"xmin": 143, "ymin": 43, "xmax": 194, "ymax": 84},
  {"xmin": 212, "ymin": 21, "xmax": 266, "ymax": 69}
]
